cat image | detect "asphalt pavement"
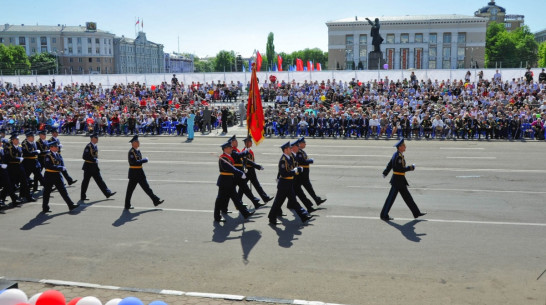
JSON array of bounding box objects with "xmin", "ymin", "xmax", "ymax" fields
[{"xmin": 1, "ymin": 129, "xmax": 545, "ymax": 305}]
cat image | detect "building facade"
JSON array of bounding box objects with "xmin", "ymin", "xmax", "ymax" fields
[
  {"xmin": 535, "ymin": 29, "xmax": 546, "ymax": 44},
  {"xmin": 0, "ymin": 22, "xmax": 115, "ymax": 74},
  {"xmin": 165, "ymin": 53, "xmax": 194, "ymax": 73},
  {"xmin": 326, "ymin": 15, "xmax": 487, "ymax": 71},
  {"xmin": 474, "ymin": 1, "xmax": 524, "ymax": 32},
  {"xmin": 113, "ymin": 32, "xmax": 164, "ymax": 74}
]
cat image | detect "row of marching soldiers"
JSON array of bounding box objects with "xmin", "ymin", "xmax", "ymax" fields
[
  {"xmin": 214, "ymin": 134, "xmax": 326, "ymax": 225},
  {"xmin": 0, "ymin": 129, "xmax": 79, "ymax": 211}
]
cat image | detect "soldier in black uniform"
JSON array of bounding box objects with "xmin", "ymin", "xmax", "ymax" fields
[
  {"xmin": 42, "ymin": 140, "xmax": 79, "ymax": 213},
  {"xmin": 5, "ymin": 133, "xmax": 35, "ymax": 203},
  {"xmin": 380, "ymin": 138, "xmax": 426, "ymax": 221},
  {"xmin": 267, "ymin": 141, "xmax": 313, "ymax": 226},
  {"xmin": 289, "ymin": 139, "xmax": 316, "ymax": 212},
  {"xmin": 21, "ymin": 131, "xmax": 44, "ymax": 195},
  {"xmin": 36, "ymin": 130, "xmax": 49, "ymax": 173},
  {"xmin": 0, "ymin": 139, "xmax": 19, "ymax": 208},
  {"xmin": 295, "ymin": 137, "xmax": 326, "ymax": 207},
  {"xmin": 49, "ymin": 129, "xmax": 77, "ymax": 185},
  {"xmin": 239, "ymin": 135, "xmax": 274, "ymax": 205},
  {"xmin": 229, "ymin": 135, "xmax": 262, "ymax": 209},
  {"xmin": 80, "ymin": 133, "xmax": 116, "ymax": 201},
  {"xmin": 214, "ymin": 141, "xmax": 255, "ymax": 223},
  {"xmin": 124, "ymin": 135, "xmax": 163, "ymax": 210}
]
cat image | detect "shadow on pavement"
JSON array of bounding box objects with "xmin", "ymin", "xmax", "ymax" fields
[
  {"xmin": 387, "ymin": 219, "xmax": 426, "ymax": 242},
  {"xmin": 73, "ymin": 198, "xmax": 113, "ymax": 214},
  {"xmin": 20, "ymin": 211, "xmax": 70, "ymax": 231},
  {"xmin": 112, "ymin": 208, "xmax": 161, "ymax": 227},
  {"xmin": 268, "ymin": 213, "xmax": 312, "ymax": 248},
  {"xmin": 211, "ymin": 214, "xmax": 262, "ymax": 264}
]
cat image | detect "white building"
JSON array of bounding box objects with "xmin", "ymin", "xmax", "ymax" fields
[
  {"xmin": 113, "ymin": 32, "xmax": 164, "ymax": 74},
  {"xmin": 165, "ymin": 53, "xmax": 194, "ymax": 73},
  {"xmin": 326, "ymin": 14, "xmax": 487, "ymax": 70}
]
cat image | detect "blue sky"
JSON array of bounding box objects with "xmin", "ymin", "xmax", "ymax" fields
[{"xmin": 4, "ymin": 0, "xmax": 544, "ymax": 57}]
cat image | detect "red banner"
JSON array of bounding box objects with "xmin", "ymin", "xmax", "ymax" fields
[
  {"xmin": 277, "ymin": 55, "xmax": 283, "ymax": 72},
  {"xmin": 296, "ymin": 58, "xmax": 303, "ymax": 71},
  {"xmin": 246, "ymin": 63, "xmax": 265, "ymax": 145},
  {"xmin": 256, "ymin": 51, "xmax": 263, "ymax": 72}
]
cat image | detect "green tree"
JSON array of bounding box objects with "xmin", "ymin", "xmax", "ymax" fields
[
  {"xmin": 485, "ymin": 23, "xmax": 539, "ymax": 68},
  {"xmin": 0, "ymin": 45, "xmax": 31, "ymax": 75},
  {"xmin": 193, "ymin": 56, "xmax": 214, "ymax": 72},
  {"xmin": 512, "ymin": 26, "xmax": 538, "ymax": 67},
  {"xmin": 266, "ymin": 32, "xmax": 275, "ymax": 70},
  {"xmin": 214, "ymin": 50, "xmax": 236, "ymax": 72},
  {"xmin": 538, "ymin": 42, "xmax": 546, "ymax": 67},
  {"xmin": 29, "ymin": 52, "xmax": 57, "ymax": 74}
]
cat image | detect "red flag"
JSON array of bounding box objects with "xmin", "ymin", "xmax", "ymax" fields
[
  {"xmin": 277, "ymin": 55, "xmax": 283, "ymax": 72},
  {"xmin": 256, "ymin": 51, "xmax": 263, "ymax": 72},
  {"xmin": 307, "ymin": 61, "xmax": 312, "ymax": 71},
  {"xmin": 247, "ymin": 63, "xmax": 265, "ymax": 145},
  {"xmin": 316, "ymin": 63, "xmax": 322, "ymax": 71},
  {"xmin": 296, "ymin": 58, "xmax": 303, "ymax": 71},
  {"xmin": 135, "ymin": 18, "xmax": 139, "ymax": 25}
]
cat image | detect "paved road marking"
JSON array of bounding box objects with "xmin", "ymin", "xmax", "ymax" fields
[
  {"xmin": 456, "ymin": 175, "xmax": 481, "ymax": 178},
  {"xmin": 327, "ymin": 215, "xmax": 546, "ymax": 227},
  {"xmin": 39, "ymin": 203, "xmax": 546, "ymax": 227},
  {"xmin": 347, "ymin": 185, "xmax": 546, "ymax": 194},
  {"xmin": 101, "ymin": 150, "xmax": 218, "ymax": 154},
  {"xmin": 440, "ymin": 147, "xmax": 485, "ymax": 150},
  {"xmin": 446, "ymin": 156, "xmax": 496, "ymax": 159},
  {"xmin": 261, "ymin": 152, "xmax": 390, "ymax": 157}
]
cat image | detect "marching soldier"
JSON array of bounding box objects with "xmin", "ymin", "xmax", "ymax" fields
[
  {"xmin": 49, "ymin": 129, "xmax": 77, "ymax": 186},
  {"xmin": 295, "ymin": 137, "xmax": 326, "ymax": 206},
  {"xmin": 229, "ymin": 135, "xmax": 263, "ymax": 209},
  {"xmin": 21, "ymin": 131, "xmax": 44, "ymax": 195},
  {"xmin": 42, "ymin": 140, "xmax": 79, "ymax": 213},
  {"xmin": 214, "ymin": 141, "xmax": 255, "ymax": 223},
  {"xmin": 380, "ymin": 138, "xmax": 426, "ymax": 221},
  {"xmin": 289, "ymin": 139, "xmax": 316, "ymax": 212},
  {"xmin": 239, "ymin": 135, "xmax": 274, "ymax": 204},
  {"xmin": 124, "ymin": 135, "xmax": 164, "ymax": 210},
  {"xmin": 36, "ymin": 130, "xmax": 49, "ymax": 173},
  {"xmin": 0, "ymin": 139, "xmax": 19, "ymax": 208},
  {"xmin": 5, "ymin": 133, "xmax": 35, "ymax": 203},
  {"xmin": 80, "ymin": 133, "xmax": 116, "ymax": 201},
  {"xmin": 268, "ymin": 141, "xmax": 313, "ymax": 226}
]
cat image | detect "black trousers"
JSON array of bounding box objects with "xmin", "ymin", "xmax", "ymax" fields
[
  {"xmin": 235, "ymin": 174, "xmax": 258, "ymax": 204},
  {"xmin": 300, "ymin": 171, "xmax": 320, "ymax": 203},
  {"xmin": 268, "ymin": 179, "xmax": 308, "ymax": 222},
  {"xmin": 238, "ymin": 168, "xmax": 268, "ymax": 201},
  {"xmin": 8, "ymin": 164, "xmax": 31, "ymax": 200},
  {"xmin": 290, "ymin": 178, "xmax": 314, "ymax": 210},
  {"xmin": 0, "ymin": 168, "xmax": 18, "ymax": 202},
  {"xmin": 214, "ymin": 184, "xmax": 249, "ymax": 221},
  {"xmin": 42, "ymin": 171, "xmax": 74, "ymax": 211},
  {"xmin": 81, "ymin": 164, "xmax": 111, "ymax": 199},
  {"xmin": 125, "ymin": 171, "xmax": 159, "ymax": 208},
  {"xmin": 380, "ymin": 184, "xmax": 421, "ymax": 218},
  {"xmin": 23, "ymin": 160, "xmax": 44, "ymax": 191},
  {"xmin": 62, "ymin": 169, "xmax": 75, "ymax": 184}
]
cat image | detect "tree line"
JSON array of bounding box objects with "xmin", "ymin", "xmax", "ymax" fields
[{"xmin": 0, "ymin": 45, "xmax": 58, "ymax": 75}]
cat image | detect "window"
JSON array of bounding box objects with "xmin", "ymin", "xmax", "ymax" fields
[
  {"xmin": 429, "ymin": 47, "xmax": 437, "ymax": 58},
  {"xmin": 490, "ymin": 16, "xmax": 497, "ymax": 21},
  {"xmin": 95, "ymin": 47, "xmax": 100, "ymax": 54},
  {"xmin": 40, "ymin": 37, "xmax": 47, "ymax": 45},
  {"xmin": 88, "ymin": 38, "xmax": 92, "ymax": 44},
  {"xmin": 41, "ymin": 46, "xmax": 47, "ymax": 53},
  {"xmin": 386, "ymin": 34, "xmax": 395, "ymax": 44},
  {"xmin": 457, "ymin": 60, "xmax": 465, "ymax": 69},
  {"xmin": 359, "ymin": 34, "xmax": 367, "ymax": 45},
  {"xmin": 443, "ymin": 33, "xmax": 452, "ymax": 44},
  {"xmin": 67, "ymin": 37, "xmax": 72, "ymax": 44},
  {"xmin": 68, "ymin": 47, "xmax": 73, "ymax": 53},
  {"xmin": 345, "ymin": 35, "xmax": 354, "ymax": 45},
  {"xmin": 457, "ymin": 47, "xmax": 465, "ymax": 59},
  {"xmin": 89, "ymin": 58, "xmax": 92, "ymax": 63},
  {"xmin": 414, "ymin": 48, "xmax": 423, "ymax": 69},
  {"xmin": 443, "ymin": 59, "xmax": 451, "ymax": 69},
  {"xmin": 79, "ymin": 66, "xmax": 83, "ymax": 72},
  {"xmin": 400, "ymin": 48, "xmax": 409, "ymax": 69},
  {"xmin": 88, "ymin": 47, "xmax": 92, "ymax": 54},
  {"xmin": 505, "ymin": 23, "xmax": 512, "ymax": 28},
  {"xmin": 78, "ymin": 58, "xmax": 82, "ymax": 62},
  {"xmin": 9, "ymin": 37, "xmax": 14, "ymax": 43},
  {"xmin": 0, "ymin": 38, "xmax": 3, "ymax": 43},
  {"xmin": 97, "ymin": 66, "xmax": 100, "ymax": 73},
  {"xmin": 77, "ymin": 37, "xmax": 82, "ymax": 44},
  {"xmin": 401, "ymin": 34, "xmax": 409, "ymax": 43},
  {"xmin": 104, "ymin": 38, "xmax": 107, "ymax": 44},
  {"xmin": 458, "ymin": 33, "xmax": 466, "ymax": 44},
  {"xmin": 429, "ymin": 60, "xmax": 436, "ymax": 69},
  {"xmin": 31, "ymin": 37, "xmax": 35, "ymax": 43},
  {"xmin": 19, "ymin": 37, "xmax": 25, "ymax": 45},
  {"xmin": 95, "ymin": 38, "xmax": 100, "ymax": 44},
  {"xmin": 78, "ymin": 47, "xmax": 82, "ymax": 54},
  {"xmin": 429, "ymin": 33, "xmax": 437, "ymax": 44},
  {"xmin": 31, "ymin": 48, "xmax": 36, "ymax": 53},
  {"xmin": 443, "ymin": 47, "xmax": 451, "ymax": 59},
  {"xmin": 52, "ymin": 37, "xmax": 56, "ymax": 43},
  {"xmin": 69, "ymin": 58, "xmax": 73, "ymax": 63},
  {"xmin": 415, "ymin": 33, "xmax": 423, "ymax": 43}
]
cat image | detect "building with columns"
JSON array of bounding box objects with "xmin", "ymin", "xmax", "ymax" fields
[
  {"xmin": 164, "ymin": 53, "xmax": 194, "ymax": 73},
  {"xmin": 113, "ymin": 32, "xmax": 164, "ymax": 74},
  {"xmin": 326, "ymin": 14, "xmax": 487, "ymax": 70},
  {"xmin": 0, "ymin": 22, "xmax": 115, "ymax": 74}
]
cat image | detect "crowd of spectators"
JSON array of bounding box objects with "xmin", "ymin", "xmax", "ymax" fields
[{"xmin": 0, "ymin": 69, "xmax": 545, "ymax": 141}]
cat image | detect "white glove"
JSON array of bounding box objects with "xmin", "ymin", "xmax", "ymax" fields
[
  {"xmin": 62, "ymin": 166, "xmax": 67, "ymax": 171},
  {"xmin": 95, "ymin": 159, "xmax": 99, "ymax": 164},
  {"xmin": 143, "ymin": 157, "xmax": 149, "ymax": 162},
  {"xmin": 58, "ymin": 144, "xmax": 63, "ymax": 148},
  {"xmin": 259, "ymin": 166, "xmax": 264, "ymax": 171},
  {"xmin": 383, "ymin": 174, "xmax": 387, "ymax": 178},
  {"xmin": 1, "ymin": 164, "xmax": 6, "ymax": 169},
  {"xmin": 298, "ymin": 167, "xmax": 303, "ymax": 173},
  {"xmin": 412, "ymin": 164, "xmax": 416, "ymax": 170},
  {"xmin": 35, "ymin": 150, "xmax": 41, "ymax": 154},
  {"xmin": 241, "ymin": 173, "xmax": 246, "ymax": 179},
  {"xmin": 18, "ymin": 157, "xmax": 24, "ymax": 162}
]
